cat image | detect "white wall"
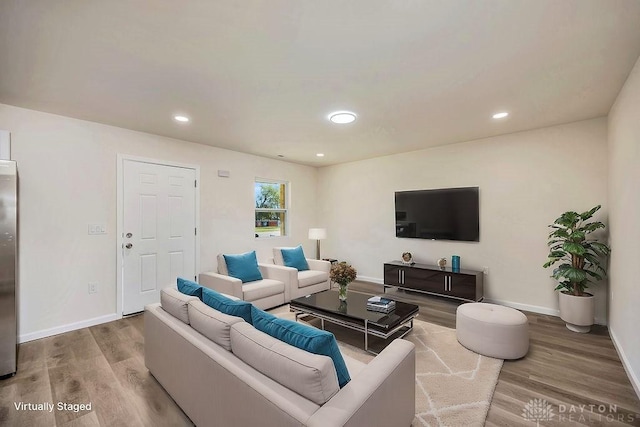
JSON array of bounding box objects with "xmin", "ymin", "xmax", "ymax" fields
[
  {"xmin": 318, "ymin": 118, "xmax": 609, "ymax": 321},
  {"xmin": 0, "ymin": 103, "xmax": 318, "ymax": 341},
  {"xmin": 608, "ymin": 55, "xmax": 640, "ymax": 397}
]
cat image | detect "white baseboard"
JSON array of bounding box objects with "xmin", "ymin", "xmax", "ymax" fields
[
  {"xmin": 609, "ymin": 328, "xmax": 640, "ymax": 400},
  {"xmin": 483, "ymin": 297, "xmax": 606, "ymax": 326},
  {"xmin": 483, "ymin": 297, "xmax": 559, "ymax": 317},
  {"xmin": 356, "ymin": 275, "xmax": 384, "ymax": 285},
  {"xmin": 19, "ymin": 313, "xmax": 121, "ymax": 343},
  {"xmin": 356, "ymin": 276, "xmax": 607, "ymax": 325}
]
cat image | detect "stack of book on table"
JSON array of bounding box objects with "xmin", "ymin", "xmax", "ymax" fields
[{"xmin": 367, "ymin": 296, "xmax": 396, "ymax": 313}]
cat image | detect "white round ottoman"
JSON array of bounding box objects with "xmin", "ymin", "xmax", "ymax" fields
[{"xmin": 456, "ymin": 303, "xmax": 529, "ymax": 359}]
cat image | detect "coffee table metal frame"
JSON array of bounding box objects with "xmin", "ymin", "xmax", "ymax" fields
[{"xmin": 290, "ymin": 303, "xmax": 418, "ymax": 355}]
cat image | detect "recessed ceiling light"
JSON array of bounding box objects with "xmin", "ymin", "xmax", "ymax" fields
[
  {"xmin": 316, "ymin": 153, "xmax": 325, "ymax": 157},
  {"xmin": 328, "ymin": 111, "xmax": 357, "ymax": 124},
  {"xmin": 174, "ymin": 115, "xmax": 190, "ymax": 123},
  {"xmin": 492, "ymin": 112, "xmax": 509, "ymax": 119}
]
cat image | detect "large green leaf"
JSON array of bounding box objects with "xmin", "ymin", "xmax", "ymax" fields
[
  {"xmin": 547, "ymin": 239, "xmax": 564, "ymax": 244},
  {"xmin": 581, "ymin": 222, "xmax": 605, "ymax": 233},
  {"xmin": 583, "ymin": 252, "xmax": 601, "ymax": 266},
  {"xmin": 560, "ymin": 267, "xmax": 587, "ymax": 283},
  {"xmin": 555, "ymin": 212, "xmax": 580, "ymax": 228},
  {"xmin": 579, "ymin": 205, "xmax": 601, "ymax": 221},
  {"xmin": 549, "ymin": 228, "xmax": 569, "ymax": 239},
  {"xmin": 563, "ymin": 242, "xmax": 586, "ymax": 256},
  {"xmin": 585, "ymin": 270, "xmax": 603, "ymax": 281},
  {"xmin": 589, "ymin": 242, "xmax": 611, "ymax": 255},
  {"xmin": 568, "ymin": 230, "xmax": 586, "ymax": 241},
  {"xmin": 555, "ymin": 283, "xmax": 572, "ymax": 292},
  {"xmin": 543, "ymin": 257, "xmax": 564, "ymax": 268}
]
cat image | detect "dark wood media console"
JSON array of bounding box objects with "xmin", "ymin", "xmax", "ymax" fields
[{"xmin": 383, "ymin": 261, "xmax": 483, "ymax": 302}]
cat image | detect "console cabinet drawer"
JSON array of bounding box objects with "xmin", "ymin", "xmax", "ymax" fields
[{"xmin": 383, "ymin": 262, "xmax": 483, "ymax": 302}]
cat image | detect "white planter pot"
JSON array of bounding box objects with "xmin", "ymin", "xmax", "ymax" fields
[{"xmin": 558, "ymin": 291, "xmax": 595, "ymax": 333}]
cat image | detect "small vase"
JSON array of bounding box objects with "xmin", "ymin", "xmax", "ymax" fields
[{"xmin": 338, "ymin": 284, "xmax": 348, "ymax": 301}]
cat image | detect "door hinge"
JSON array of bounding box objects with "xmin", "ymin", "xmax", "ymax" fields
[
  {"xmin": 194, "ymin": 275, "xmax": 197, "ymax": 281},
  {"xmin": 194, "ymin": 180, "xmax": 197, "ymax": 188},
  {"xmin": 195, "ymin": 227, "xmax": 197, "ymax": 236}
]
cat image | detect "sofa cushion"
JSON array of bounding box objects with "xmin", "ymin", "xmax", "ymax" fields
[
  {"xmin": 188, "ymin": 300, "xmax": 245, "ymax": 351},
  {"xmin": 251, "ymin": 306, "xmax": 351, "ymax": 388},
  {"xmin": 160, "ymin": 287, "xmax": 199, "ymax": 324},
  {"xmin": 201, "ymin": 287, "xmax": 253, "ymax": 324},
  {"xmin": 242, "ymin": 279, "xmax": 285, "ymax": 302},
  {"xmin": 280, "ymin": 246, "xmax": 310, "ymax": 271},
  {"xmin": 177, "ymin": 277, "xmax": 203, "ymax": 299},
  {"xmin": 298, "ymin": 270, "xmax": 329, "ymax": 288},
  {"xmin": 223, "ymin": 251, "xmax": 263, "ymax": 283},
  {"xmin": 230, "ymin": 322, "xmax": 340, "ymax": 405}
]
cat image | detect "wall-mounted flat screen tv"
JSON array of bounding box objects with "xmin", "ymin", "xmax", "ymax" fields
[{"xmin": 395, "ymin": 187, "xmax": 479, "ymax": 242}]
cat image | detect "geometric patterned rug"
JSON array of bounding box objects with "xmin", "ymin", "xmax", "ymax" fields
[
  {"xmin": 337, "ymin": 319, "xmax": 503, "ymax": 427},
  {"xmin": 270, "ymin": 306, "xmax": 503, "ymax": 427}
]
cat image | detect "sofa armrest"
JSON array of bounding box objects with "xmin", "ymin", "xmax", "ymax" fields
[
  {"xmin": 306, "ymin": 339, "xmax": 415, "ymax": 427},
  {"xmin": 307, "ymin": 259, "xmax": 331, "ymax": 273},
  {"xmin": 198, "ymin": 272, "xmax": 243, "ymax": 299},
  {"xmin": 258, "ymin": 263, "xmax": 297, "ymax": 302}
]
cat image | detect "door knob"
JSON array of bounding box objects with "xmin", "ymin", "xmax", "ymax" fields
[
  {"xmin": 126, "ymin": 232, "xmax": 133, "ymax": 238},
  {"xmin": 125, "ymin": 243, "xmax": 133, "ymax": 249}
]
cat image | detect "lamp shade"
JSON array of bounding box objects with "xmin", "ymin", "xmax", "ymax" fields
[{"xmin": 308, "ymin": 228, "xmax": 327, "ymax": 240}]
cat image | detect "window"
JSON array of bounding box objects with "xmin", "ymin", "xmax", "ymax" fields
[{"xmin": 255, "ymin": 179, "xmax": 287, "ymax": 237}]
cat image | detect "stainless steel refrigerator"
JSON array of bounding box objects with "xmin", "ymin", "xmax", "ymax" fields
[{"xmin": 0, "ymin": 160, "xmax": 17, "ymax": 378}]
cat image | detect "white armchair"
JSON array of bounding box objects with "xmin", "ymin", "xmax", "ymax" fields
[
  {"xmin": 198, "ymin": 254, "xmax": 291, "ymax": 310},
  {"xmin": 271, "ymin": 247, "xmax": 331, "ymax": 301}
]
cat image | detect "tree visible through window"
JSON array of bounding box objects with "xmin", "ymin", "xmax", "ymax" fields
[{"xmin": 255, "ymin": 180, "xmax": 287, "ymax": 237}]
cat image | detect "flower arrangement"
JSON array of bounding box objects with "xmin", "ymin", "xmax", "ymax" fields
[{"xmin": 330, "ymin": 262, "xmax": 357, "ymax": 286}]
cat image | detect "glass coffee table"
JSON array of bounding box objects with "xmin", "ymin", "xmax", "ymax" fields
[{"xmin": 290, "ymin": 289, "xmax": 419, "ymax": 354}]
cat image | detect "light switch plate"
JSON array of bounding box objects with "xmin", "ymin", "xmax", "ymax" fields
[{"xmin": 88, "ymin": 224, "xmax": 107, "ymax": 235}]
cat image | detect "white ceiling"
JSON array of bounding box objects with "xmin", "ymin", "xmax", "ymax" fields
[{"xmin": 2, "ymin": 1, "xmax": 640, "ymax": 166}]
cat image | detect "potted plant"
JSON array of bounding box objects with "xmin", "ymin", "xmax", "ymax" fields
[
  {"xmin": 330, "ymin": 262, "xmax": 357, "ymax": 301},
  {"xmin": 543, "ymin": 205, "xmax": 611, "ymax": 333}
]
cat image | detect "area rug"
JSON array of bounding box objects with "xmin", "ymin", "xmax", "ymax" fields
[{"xmin": 270, "ymin": 305, "xmax": 503, "ymax": 427}]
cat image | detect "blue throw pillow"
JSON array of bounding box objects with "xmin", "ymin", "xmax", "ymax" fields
[
  {"xmin": 251, "ymin": 306, "xmax": 350, "ymax": 388},
  {"xmin": 177, "ymin": 277, "xmax": 202, "ymax": 299},
  {"xmin": 281, "ymin": 246, "xmax": 309, "ymax": 271},
  {"xmin": 223, "ymin": 251, "xmax": 263, "ymax": 283},
  {"xmin": 202, "ymin": 287, "xmax": 252, "ymax": 324}
]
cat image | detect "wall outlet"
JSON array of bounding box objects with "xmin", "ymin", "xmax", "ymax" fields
[
  {"xmin": 483, "ymin": 266, "xmax": 489, "ymax": 275},
  {"xmin": 88, "ymin": 282, "xmax": 98, "ymax": 294}
]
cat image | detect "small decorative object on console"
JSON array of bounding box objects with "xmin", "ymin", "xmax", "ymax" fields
[
  {"xmin": 401, "ymin": 252, "xmax": 414, "ymax": 265},
  {"xmin": 437, "ymin": 258, "xmax": 447, "ymax": 269},
  {"xmin": 452, "ymin": 255, "xmax": 460, "ymax": 271}
]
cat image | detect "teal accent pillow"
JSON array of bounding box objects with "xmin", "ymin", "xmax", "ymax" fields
[
  {"xmin": 281, "ymin": 246, "xmax": 309, "ymax": 271},
  {"xmin": 251, "ymin": 306, "xmax": 350, "ymax": 388},
  {"xmin": 202, "ymin": 287, "xmax": 252, "ymax": 324},
  {"xmin": 177, "ymin": 277, "xmax": 202, "ymax": 299},
  {"xmin": 223, "ymin": 251, "xmax": 263, "ymax": 283}
]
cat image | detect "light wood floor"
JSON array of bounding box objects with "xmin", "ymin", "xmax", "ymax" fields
[{"xmin": 1, "ymin": 283, "xmax": 639, "ymax": 426}]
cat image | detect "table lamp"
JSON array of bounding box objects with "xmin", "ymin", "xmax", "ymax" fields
[{"xmin": 308, "ymin": 228, "xmax": 327, "ymax": 260}]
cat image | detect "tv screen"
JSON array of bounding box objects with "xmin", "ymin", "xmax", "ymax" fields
[{"xmin": 395, "ymin": 187, "xmax": 479, "ymax": 242}]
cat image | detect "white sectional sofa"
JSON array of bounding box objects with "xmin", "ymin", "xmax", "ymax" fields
[{"xmin": 145, "ymin": 288, "xmax": 416, "ymax": 427}]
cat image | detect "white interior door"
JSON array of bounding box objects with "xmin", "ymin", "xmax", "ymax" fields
[{"xmin": 122, "ymin": 159, "xmax": 196, "ymax": 315}]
